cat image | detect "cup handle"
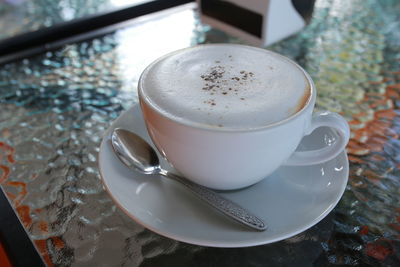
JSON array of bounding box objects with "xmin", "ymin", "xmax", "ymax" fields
[{"xmin": 284, "ymin": 111, "xmax": 350, "ymax": 166}]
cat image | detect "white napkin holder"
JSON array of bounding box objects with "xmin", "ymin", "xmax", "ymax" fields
[{"xmin": 197, "ymin": 0, "xmax": 311, "ymax": 46}]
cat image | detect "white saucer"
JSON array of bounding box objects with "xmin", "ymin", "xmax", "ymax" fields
[{"xmin": 99, "ymin": 104, "xmax": 349, "ymax": 248}]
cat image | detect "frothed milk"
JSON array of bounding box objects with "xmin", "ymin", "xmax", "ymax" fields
[{"xmin": 139, "ymin": 44, "xmax": 310, "ymax": 129}]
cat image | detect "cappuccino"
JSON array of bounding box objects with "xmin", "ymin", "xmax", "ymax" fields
[{"xmin": 139, "ymin": 44, "xmax": 310, "ymax": 130}]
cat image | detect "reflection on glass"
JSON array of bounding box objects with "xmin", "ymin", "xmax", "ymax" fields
[
  {"xmin": 110, "ymin": 0, "xmax": 147, "ymax": 7},
  {"xmin": 0, "ymin": 0, "xmax": 152, "ymax": 40},
  {"xmin": 115, "ymin": 7, "xmax": 199, "ymax": 92}
]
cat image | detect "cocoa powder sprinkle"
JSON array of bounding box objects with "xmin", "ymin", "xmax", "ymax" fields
[{"xmin": 200, "ymin": 63, "xmax": 256, "ymax": 106}]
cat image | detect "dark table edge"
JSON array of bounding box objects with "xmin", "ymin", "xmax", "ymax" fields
[
  {"xmin": 0, "ymin": 187, "xmax": 45, "ymax": 267},
  {"xmin": 0, "ymin": 0, "xmax": 195, "ymax": 65}
]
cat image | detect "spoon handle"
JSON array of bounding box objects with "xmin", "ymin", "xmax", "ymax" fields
[{"xmin": 164, "ymin": 171, "xmax": 267, "ymax": 231}]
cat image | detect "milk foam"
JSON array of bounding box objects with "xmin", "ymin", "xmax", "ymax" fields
[{"xmin": 140, "ymin": 45, "xmax": 310, "ymax": 129}]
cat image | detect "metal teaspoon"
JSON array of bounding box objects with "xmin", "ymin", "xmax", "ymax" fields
[{"xmin": 111, "ymin": 128, "xmax": 267, "ymax": 231}]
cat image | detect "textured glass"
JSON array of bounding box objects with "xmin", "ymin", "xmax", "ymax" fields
[
  {"xmin": 0, "ymin": 0, "xmax": 148, "ymax": 40},
  {"xmin": 0, "ymin": 0, "xmax": 400, "ymax": 266}
]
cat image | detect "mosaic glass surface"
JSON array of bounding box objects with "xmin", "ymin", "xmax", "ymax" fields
[
  {"xmin": 0, "ymin": 0, "xmax": 147, "ymax": 40},
  {"xmin": 1, "ymin": 0, "xmax": 400, "ymax": 266}
]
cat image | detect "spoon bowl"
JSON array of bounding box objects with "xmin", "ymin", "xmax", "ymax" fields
[{"xmin": 112, "ymin": 128, "xmax": 160, "ymax": 174}]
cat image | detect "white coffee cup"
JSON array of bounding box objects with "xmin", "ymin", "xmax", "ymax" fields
[{"xmin": 138, "ymin": 44, "xmax": 350, "ymax": 190}]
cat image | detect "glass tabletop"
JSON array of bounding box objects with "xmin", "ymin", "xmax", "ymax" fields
[
  {"xmin": 0, "ymin": 0, "xmax": 399, "ymax": 266},
  {"xmin": 0, "ymin": 0, "xmax": 148, "ymax": 40}
]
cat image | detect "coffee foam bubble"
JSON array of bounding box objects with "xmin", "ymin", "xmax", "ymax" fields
[{"xmin": 140, "ymin": 45, "xmax": 310, "ymax": 129}]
